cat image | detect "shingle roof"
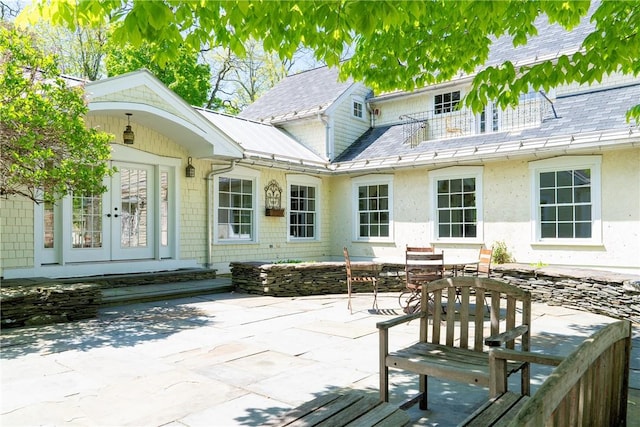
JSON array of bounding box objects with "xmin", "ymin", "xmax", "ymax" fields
[
  {"xmin": 484, "ymin": 3, "xmax": 597, "ymax": 68},
  {"xmin": 238, "ymin": 66, "xmax": 354, "ymax": 123},
  {"xmin": 334, "ymin": 83, "xmax": 640, "ymax": 164}
]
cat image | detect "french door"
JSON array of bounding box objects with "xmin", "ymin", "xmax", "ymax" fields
[{"xmin": 67, "ymin": 162, "xmax": 155, "ymax": 262}]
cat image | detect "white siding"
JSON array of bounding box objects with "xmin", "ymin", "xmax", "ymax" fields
[
  {"xmin": 332, "ymin": 148, "xmax": 640, "ymax": 272},
  {"xmin": 280, "ymin": 120, "xmax": 328, "ymax": 160},
  {"xmin": 332, "ymin": 85, "xmax": 372, "ymax": 159}
]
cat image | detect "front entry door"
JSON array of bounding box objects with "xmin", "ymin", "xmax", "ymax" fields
[{"xmin": 68, "ymin": 162, "xmax": 154, "ymax": 262}]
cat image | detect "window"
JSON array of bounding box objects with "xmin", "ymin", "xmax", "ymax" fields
[
  {"xmin": 479, "ymin": 103, "xmax": 500, "ymax": 133},
  {"xmin": 352, "ymin": 175, "xmax": 393, "ymax": 241},
  {"xmin": 352, "ymin": 97, "xmax": 364, "ymax": 119},
  {"xmin": 434, "ymin": 90, "xmax": 460, "ymax": 114},
  {"xmin": 215, "ymin": 168, "xmax": 258, "ymax": 242},
  {"xmin": 530, "ymin": 156, "xmax": 601, "ymax": 244},
  {"xmin": 430, "ymin": 167, "xmax": 483, "ymax": 242},
  {"xmin": 288, "ymin": 175, "xmax": 320, "ymax": 240}
]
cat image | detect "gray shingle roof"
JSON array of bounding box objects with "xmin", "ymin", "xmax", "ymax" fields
[
  {"xmin": 334, "ymin": 83, "xmax": 640, "ymax": 163},
  {"xmin": 484, "ymin": 2, "xmax": 597, "ymax": 68},
  {"xmin": 238, "ymin": 66, "xmax": 354, "ymax": 123}
]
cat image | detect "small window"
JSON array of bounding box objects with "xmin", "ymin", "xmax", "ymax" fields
[
  {"xmin": 434, "ymin": 91, "xmax": 461, "ymax": 114},
  {"xmin": 288, "ymin": 175, "xmax": 321, "ymax": 241},
  {"xmin": 352, "ymin": 97, "xmax": 364, "ymax": 119},
  {"xmin": 352, "ymin": 175, "xmax": 393, "ymax": 241},
  {"xmin": 530, "ymin": 156, "xmax": 601, "ymax": 244}
]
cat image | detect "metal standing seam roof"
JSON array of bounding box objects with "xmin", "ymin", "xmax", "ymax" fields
[
  {"xmin": 197, "ymin": 108, "xmax": 328, "ymax": 166},
  {"xmin": 333, "ymin": 83, "xmax": 640, "ymax": 170}
]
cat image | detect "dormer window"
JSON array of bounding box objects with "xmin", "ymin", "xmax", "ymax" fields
[
  {"xmin": 352, "ymin": 97, "xmax": 364, "ymax": 119},
  {"xmin": 434, "ymin": 90, "xmax": 460, "ymax": 114}
]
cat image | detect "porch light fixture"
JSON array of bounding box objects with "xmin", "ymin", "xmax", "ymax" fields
[
  {"xmin": 185, "ymin": 157, "xmax": 196, "ymax": 178},
  {"xmin": 123, "ymin": 113, "xmax": 135, "ymax": 144}
]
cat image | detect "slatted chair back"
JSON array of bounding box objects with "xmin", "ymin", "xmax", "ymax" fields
[
  {"xmin": 343, "ymin": 247, "xmax": 378, "ymax": 314},
  {"xmin": 405, "ymin": 246, "xmax": 443, "ymax": 290},
  {"xmin": 477, "ymin": 248, "xmax": 493, "ymax": 276},
  {"xmin": 420, "ymin": 277, "xmax": 531, "ymax": 357}
]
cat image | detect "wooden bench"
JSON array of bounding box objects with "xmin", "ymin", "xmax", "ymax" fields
[
  {"xmin": 378, "ymin": 276, "xmax": 532, "ymax": 410},
  {"xmin": 460, "ymin": 319, "xmax": 632, "ymax": 426},
  {"xmin": 275, "ymin": 392, "xmax": 410, "ymax": 426}
]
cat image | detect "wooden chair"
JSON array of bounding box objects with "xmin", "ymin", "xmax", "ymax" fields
[
  {"xmin": 464, "ymin": 247, "xmax": 493, "ymax": 277},
  {"xmin": 398, "ymin": 246, "xmax": 444, "ymax": 314},
  {"xmin": 378, "ymin": 276, "xmax": 531, "ymax": 411},
  {"xmin": 462, "ymin": 320, "xmax": 631, "ymax": 426},
  {"xmin": 343, "ymin": 247, "xmax": 378, "ymax": 314}
]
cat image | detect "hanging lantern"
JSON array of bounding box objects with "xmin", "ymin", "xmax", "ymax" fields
[
  {"xmin": 123, "ymin": 113, "xmax": 135, "ymax": 144},
  {"xmin": 185, "ymin": 157, "xmax": 196, "ymax": 178}
]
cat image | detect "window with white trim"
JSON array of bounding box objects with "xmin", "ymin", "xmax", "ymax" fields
[
  {"xmin": 215, "ymin": 168, "xmax": 258, "ymax": 242},
  {"xmin": 352, "ymin": 97, "xmax": 364, "ymax": 119},
  {"xmin": 288, "ymin": 175, "xmax": 320, "ymax": 240},
  {"xmin": 352, "ymin": 175, "xmax": 393, "ymax": 241},
  {"xmin": 430, "ymin": 167, "xmax": 483, "ymax": 242},
  {"xmin": 530, "ymin": 156, "xmax": 601, "ymax": 243},
  {"xmin": 434, "ymin": 90, "xmax": 460, "ymax": 114}
]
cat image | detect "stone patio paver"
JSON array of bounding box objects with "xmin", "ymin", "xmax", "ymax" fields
[{"xmin": 1, "ymin": 291, "xmax": 638, "ymax": 426}]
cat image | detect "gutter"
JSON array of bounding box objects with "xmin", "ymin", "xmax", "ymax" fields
[
  {"xmin": 331, "ymin": 128, "xmax": 640, "ymax": 174},
  {"xmin": 205, "ymin": 160, "xmax": 237, "ymax": 268}
]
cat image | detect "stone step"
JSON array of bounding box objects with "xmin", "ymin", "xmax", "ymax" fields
[
  {"xmin": 57, "ymin": 268, "xmax": 220, "ymax": 289},
  {"xmin": 100, "ymin": 277, "xmax": 233, "ymax": 306}
]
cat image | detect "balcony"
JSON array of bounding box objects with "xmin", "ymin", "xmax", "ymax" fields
[{"xmin": 400, "ymin": 96, "xmax": 553, "ymax": 147}]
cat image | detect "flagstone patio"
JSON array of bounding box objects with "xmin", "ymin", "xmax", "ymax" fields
[{"xmin": 1, "ymin": 284, "xmax": 638, "ymax": 426}]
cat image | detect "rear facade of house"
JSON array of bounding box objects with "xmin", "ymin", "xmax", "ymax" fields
[{"xmin": 1, "ymin": 10, "xmax": 639, "ymax": 280}]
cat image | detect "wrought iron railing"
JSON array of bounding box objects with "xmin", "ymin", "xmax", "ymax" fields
[{"xmin": 400, "ymin": 96, "xmax": 552, "ymax": 147}]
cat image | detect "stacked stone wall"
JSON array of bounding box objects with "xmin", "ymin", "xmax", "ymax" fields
[
  {"xmin": 232, "ymin": 261, "xmax": 640, "ymax": 323},
  {"xmin": 231, "ymin": 261, "xmax": 405, "ymax": 297},
  {"xmin": 492, "ymin": 264, "xmax": 640, "ymax": 324}
]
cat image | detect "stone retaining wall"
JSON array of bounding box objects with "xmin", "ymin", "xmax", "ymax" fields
[
  {"xmin": 1, "ymin": 283, "xmax": 102, "ymax": 328},
  {"xmin": 230, "ymin": 261, "xmax": 406, "ymax": 297},
  {"xmin": 492, "ymin": 264, "xmax": 640, "ymax": 324},
  {"xmin": 231, "ymin": 261, "xmax": 640, "ymax": 323}
]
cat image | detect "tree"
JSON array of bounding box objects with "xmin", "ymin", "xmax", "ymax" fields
[
  {"xmin": 106, "ymin": 39, "xmax": 211, "ymax": 107},
  {"xmin": 20, "ymin": 0, "xmax": 639, "ymax": 121},
  {"xmin": 32, "ymin": 21, "xmax": 109, "ymax": 81},
  {"xmin": 0, "ymin": 23, "xmax": 113, "ymax": 204}
]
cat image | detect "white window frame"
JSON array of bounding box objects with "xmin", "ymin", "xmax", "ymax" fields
[
  {"xmin": 352, "ymin": 174, "xmax": 394, "ymax": 242},
  {"xmin": 429, "ymin": 166, "xmax": 484, "ymax": 244},
  {"xmin": 213, "ymin": 166, "xmax": 259, "ymax": 244},
  {"xmin": 287, "ymin": 174, "xmax": 321, "ymax": 242},
  {"xmin": 529, "ymin": 156, "xmax": 602, "ymax": 246},
  {"xmin": 352, "ymin": 96, "xmax": 365, "ymax": 120},
  {"xmin": 434, "ymin": 90, "xmax": 461, "ymax": 115}
]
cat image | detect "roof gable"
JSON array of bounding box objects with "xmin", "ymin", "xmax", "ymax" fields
[
  {"xmin": 86, "ymin": 70, "xmax": 243, "ymax": 159},
  {"xmin": 238, "ymin": 66, "xmax": 356, "ymax": 123}
]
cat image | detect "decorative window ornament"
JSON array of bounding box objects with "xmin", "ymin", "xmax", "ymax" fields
[{"xmin": 264, "ymin": 179, "xmax": 284, "ymax": 216}]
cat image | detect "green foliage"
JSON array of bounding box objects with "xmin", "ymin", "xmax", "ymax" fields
[
  {"xmin": 19, "ymin": 0, "xmax": 640, "ymax": 122},
  {"xmin": 492, "ymin": 241, "xmax": 514, "ymax": 264},
  {"xmin": 105, "ymin": 38, "xmax": 211, "ymax": 107},
  {"xmin": 0, "ymin": 23, "xmax": 114, "ymax": 204},
  {"xmin": 530, "ymin": 261, "xmax": 548, "ymax": 268}
]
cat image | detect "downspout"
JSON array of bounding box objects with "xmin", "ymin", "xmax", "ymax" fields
[
  {"xmin": 319, "ymin": 112, "xmax": 333, "ymax": 161},
  {"xmin": 205, "ymin": 160, "xmax": 236, "ymax": 268}
]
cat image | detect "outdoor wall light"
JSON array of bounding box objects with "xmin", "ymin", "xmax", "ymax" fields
[
  {"xmin": 123, "ymin": 113, "xmax": 135, "ymax": 144},
  {"xmin": 186, "ymin": 157, "xmax": 196, "ymax": 178}
]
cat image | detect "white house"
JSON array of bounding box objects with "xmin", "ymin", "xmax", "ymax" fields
[{"xmin": 1, "ymin": 10, "xmax": 638, "ymax": 280}]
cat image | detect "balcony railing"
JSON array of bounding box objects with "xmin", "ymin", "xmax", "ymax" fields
[{"xmin": 400, "ymin": 96, "xmax": 552, "ymax": 147}]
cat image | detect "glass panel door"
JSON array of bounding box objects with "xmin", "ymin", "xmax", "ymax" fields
[{"xmin": 112, "ymin": 163, "xmax": 154, "ymax": 260}]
